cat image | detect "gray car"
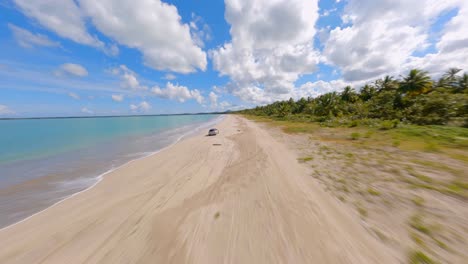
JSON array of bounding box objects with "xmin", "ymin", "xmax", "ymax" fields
[{"xmin": 208, "ymin": 128, "xmax": 219, "ymax": 136}]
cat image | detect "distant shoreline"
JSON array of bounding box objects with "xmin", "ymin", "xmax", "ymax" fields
[{"xmin": 0, "ymin": 111, "xmax": 230, "ymax": 121}]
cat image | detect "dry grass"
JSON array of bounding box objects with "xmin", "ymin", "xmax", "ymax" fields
[{"xmin": 244, "ymin": 115, "xmax": 468, "ymax": 264}]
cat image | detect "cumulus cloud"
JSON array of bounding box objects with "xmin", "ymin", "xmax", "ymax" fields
[
  {"xmin": 190, "ymin": 13, "xmax": 212, "ymax": 48},
  {"xmin": 163, "ymin": 73, "xmax": 177, "ymax": 80},
  {"xmin": 323, "ymin": 0, "xmax": 467, "ymax": 82},
  {"xmin": 210, "ymin": 0, "xmax": 320, "ymax": 104},
  {"xmin": 79, "ymin": 0, "xmax": 207, "ymax": 73},
  {"xmin": 8, "ymin": 23, "xmax": 60, "ymax": 48},
  {"xmin": 130, "ymin": 101, "xmax": 151, "ymax": 113},
  {"xmin": 111, "ymin": 94, "xmax": 124, "ymax": 102},
  {"xmin": 81, "ymin": 107, "xmax": 93, "ymax": 114},
  {"xmin": 13, "ymin": 0, "xmax": 204, "ymax": 69},
  {"xmin": 152, "ymin": 82, "xmax": 204, "ymax": 104},
  {"xmin": 111, "ymin": 65, "xmax": 148, "ymax": 90},
  {"xmin": 55, "ymin": 63, "xmax": 88, "ymax": 77},
  {"xmin": 0, "ymin": 105, "xmax": 15, "ymax": 115},
  {"xmin": 293, "ymin": 80, "xmax": 350, "ymax": 98},
  {"xmin": 68, "ymin": 92, "xmax": 80, "ymax": 100},
  {"xmin": 13, "ymin": 0, "xmax": 103, "ymax": 48},
  {"xmin": 208, "ymin": 91, "xmax": 218, "ymax": 108}
]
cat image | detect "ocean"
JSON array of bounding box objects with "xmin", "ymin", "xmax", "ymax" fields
[{"xmin": 0, "ymin": 114, "xmax": 222, "ymax": 228}]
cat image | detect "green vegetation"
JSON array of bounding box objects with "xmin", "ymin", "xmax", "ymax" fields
[
  {"xmin": 356, "ymin": 203, "xmax": 368, "ymax": 217},
  {"xmin": 298, "ymin": 156, "xmax": 313, "ymax": 162},
  {"xmin": 408, "ymin": 250, "xmax": 435, "ymax": 264},
  {"xmin": 410, "ymin": 215, "xmax": 431, "ymax": 235},
  {"xmin": 350, "ymin": 132, "xmax": 360, "ymax": 140},
  {"xmin": 237, "ymin": 68, "xmax": 468, "ymax": 129},
  {"xmin": 412, "ymin": 196, "xmax": 425, "ymax": 207},
  {"xmin": 367, "ymin": 187, "xmax": 381, "ymax": 196}
]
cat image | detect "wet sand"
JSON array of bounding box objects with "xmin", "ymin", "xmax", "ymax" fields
[{"xmin": 0, "ymin": 115, "xmax": 396, "ymax": 263}]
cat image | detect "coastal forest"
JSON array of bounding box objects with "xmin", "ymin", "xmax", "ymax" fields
[{"xmin": 238, "ymin": 68, "xmax": 468, "ymax": 128}]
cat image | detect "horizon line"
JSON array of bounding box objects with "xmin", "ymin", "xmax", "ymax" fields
[{"xmin": 0, "ymin": 111, "xmax": 230, "ymax": 121}]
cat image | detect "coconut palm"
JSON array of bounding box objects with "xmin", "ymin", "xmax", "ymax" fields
[
  {"xmin": 340, "ymin": 86, "xmax": 358, "ymax": 103},
  {"xmin": 360, "ymin": 84, "xmax": 376, "ymax": 101},
  {"xmin": 399, "ymin": 69, "xmax": 433, "ymax": 95},
  {"xmin": 375, "ymin": 75, "xmax": 398, "ymax": 91},
  {"xmin": 458, "ymin": 73, "xmax": 468, "ymax": 92},
  {"xmin": 440, "ymin": 68, "xmax": 462, "ymax": 90}
]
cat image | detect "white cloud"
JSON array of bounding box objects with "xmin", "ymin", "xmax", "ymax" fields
[
  {"xmin": 13, "ymin": 0, "xmax": 103, "ymax": 48},
  {"xmin": 79, "ymin": 0, "xmax": 207, "ymax": 73},
  {"xmin": 163, "ymin": 73, "xmax": 177, "ymax": 80},
  {"xmin": 111, "ymin": 65, "xmax": 147, "ymax": 90},
  {"xmin": 111, "ymin": 94, "xmax": 124, "ymax": 102},
  {"xmin": 219, "ymin": 101, "xmax": 231, "ymax": 109},
  {"xmin": 0, "ymin": 105, "xmax": 15, "ymax": 115},
  {"xmin": 293, "ymin": 79, "xmax": 349, "ymax": 98},
  {"xmin": 56, "ymin": 63, "xmax": 88, "ymax": 77},
  {"xmin": 81, "ymin": 107, "xmax": 93, "ymax": 114},
  {"xmin": 404, "ymin": 1, "xmax": 468, "ymax": 77},
  {"xmin": 210, "ymin": 0, "xmax": 320, "ymax": 104},
  {"xmin": 190, "ymin": 13, "xmax": 212, "ymax": 48},
  {"xmin": 130, "ymin": 101, "xmax": 151, "ymax": 113},
  {"xmin": 8, "ymin": 23, "xmax": 60, "ymax": 48},
  {"xmin": 323, "ymin": 0, "xmax": 466, "ymax": 82},
  {"xmin": 208, "ymin": 91, "xmax": 218, "ymax": 107},
  {"xmin": 152, "ymin": 82, "xmax": 204, "ymax": 104},
  {"xmin": 68, "ymin": 92, "xmax": 80, "ymax": 100}
]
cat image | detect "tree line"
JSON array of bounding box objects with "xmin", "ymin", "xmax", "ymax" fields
[{"xmin": 237, "ymin": 69, "xmax": 468, "ymax": 127}]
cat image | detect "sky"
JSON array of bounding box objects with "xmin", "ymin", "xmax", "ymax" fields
[{"xmin": 0, "ymin": 0, "xmax": 467, "ymax": 118}]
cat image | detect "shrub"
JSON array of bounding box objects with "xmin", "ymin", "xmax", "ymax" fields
[
  {"xmin": 350, "ymin": 132, "xmax": 360, "ymax": 140},
  {"xmin": 380, "ymin": 119, "xmax": 399, "ymax": 130}
]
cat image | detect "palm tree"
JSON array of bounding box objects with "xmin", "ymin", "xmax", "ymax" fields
[
  {"xmin": 376, "ymin": 75, "xmax": 398, "ymax": 91},
  {"xmin": 399, "ymin": 69, "xmax": 433, "ymax": 95},
  {"xmin": 440, "ymin": 68, "xmax": 462, "ymax": 90},
  {"xmin": 443, "ymin": 68, "xmax": 461, "ymax": 81},
  {"xmin": 315, "ymin": 92, "xmax": 341, "ymax": 117},
  {"xmin": 458, "ymin": 73, "xmax": 468, "ymax": 92},
  {"xmin": 360, "ymin": 84, "xmax": 376, "ymax": 101},
  {"xmin": 341, "ymin": 86, "xmax": 358, "ymax": 103}
]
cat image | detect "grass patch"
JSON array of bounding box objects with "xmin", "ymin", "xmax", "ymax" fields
[
  {"xmin": 372, "ymin": 228, "xmax": 387, "ymax": 242},
  {"xmin": 356, "ymin": 203, "xmax": 368, "ymax": 218},
  {"xmin": 409, "ymin": 215, "xmax": 431, "ymax": 235},
  {"xmin": 433, "ymin": 237, "xmax": 448, "ymax": 250},
  {"xmin": 410, "ymin": 232, "xmax": 425, "ymax": 247},
  {"xmin": 298, "ymin": 156, "xmax": 313, "ymax": 163},
  {"xmin": 367, "ymin": 187, "xmax": 381, "ymax": 196},
  {"xmin": 444, "ymin": 180, "xmax": 468, "ymax": 198},
  {"xmin": 408, "ymin": 250, "xmax": 435, "ymax": 264},
  {"xmin": 391, "ymin": 124, "xmax": 468, "ymax": 151},
  {"xmin": 410, "ymin": 159, "xmax": 463, "ymax": 176},
  {"xmin": 363, "ymin": 130, "xmax": 373, "ymax": 138},
  {"xmin": 350, "ymin": 132, "xmax": 360, "ymax": 140},
  {"xmin": 412, "ymin": 196, "xmax": 425, "ymax": 207}
]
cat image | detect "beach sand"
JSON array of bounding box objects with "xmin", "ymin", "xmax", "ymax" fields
[{"xmin": 0, "ymin": 115, "xmax": 396, "ymax": 263}]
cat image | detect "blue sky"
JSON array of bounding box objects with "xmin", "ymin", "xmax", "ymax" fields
[{"xmin": 0, "ymin": 0, "xmax": 467, "ymax": 117}]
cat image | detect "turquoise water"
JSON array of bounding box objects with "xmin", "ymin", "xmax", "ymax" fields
[
  {"xmin": 0, "ymin": 115, "xmax": 218, "ymax": 164},
  {"xmin": 0, "ymin": 114, "xmax": 221, "ymax": 228}
]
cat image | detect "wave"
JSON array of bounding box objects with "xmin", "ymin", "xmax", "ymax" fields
[{"xmin": 0, "ymin": 115, "xmax": 224, "ymax": 231}]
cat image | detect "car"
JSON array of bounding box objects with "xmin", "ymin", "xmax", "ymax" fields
[{"xmin": 208, "ymin": 128, "xmax": 219, "ymax": 136}]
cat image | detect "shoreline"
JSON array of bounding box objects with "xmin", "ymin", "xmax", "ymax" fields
[
  {"xmin": 0, "ymin": 115, "xmax": 224, "ymax": 231},
  {"xmin": 0, "ymin": 115, "xmax": 395, "ymax": 263}
]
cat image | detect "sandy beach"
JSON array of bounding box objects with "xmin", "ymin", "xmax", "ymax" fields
[{"xmin": 0, "ymin": 115, "xmax": 396, "ymax": 263}]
